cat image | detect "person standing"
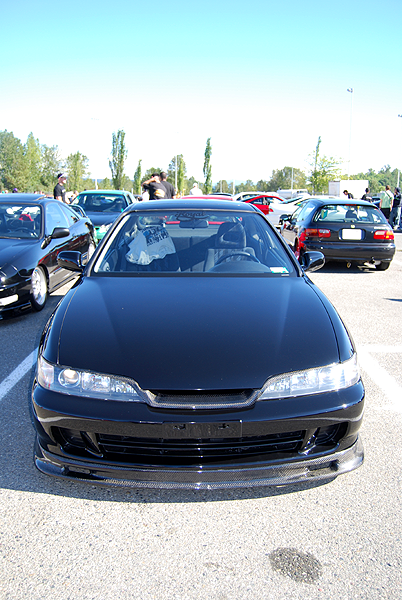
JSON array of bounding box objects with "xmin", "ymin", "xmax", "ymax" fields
[
  {"xmin": 159, "ymin": 172, "xmax": 175, "ymax": 199},
  {"xmin": 141, "ymin": 173, "xmax": 166, "ymax": 200},
  {"xmin": 189, "ymin": 182, "xmax": 203, "ymax": 195},
  {"xmin": 389, "ymin": 187, "xmax": 401, "ymax": 229},
  {"xmin": 54, "ymin": 173, "xmax": 68, "ymax": 203},
  {"xmin": 361, "ymin": 187, "xmax": 372, "ymax": 202},
  {"xmin": 343, "ymin": 189, "xmax": 354, "ymax": 199},
  {"xmin": 378, "ymin": 185, "xmax": 393, "ymax": 220}
]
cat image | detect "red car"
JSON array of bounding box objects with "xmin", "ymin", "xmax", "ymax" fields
[{"xmin": 240, "ymin": 193, "xmax": 286, "ymax": 216}]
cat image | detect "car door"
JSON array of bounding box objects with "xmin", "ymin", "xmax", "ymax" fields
[{"xmin": 41, "ymin": 202, "xmax": 75, "ymax": 290}]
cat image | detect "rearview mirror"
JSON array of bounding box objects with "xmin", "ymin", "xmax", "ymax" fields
[{"xmin": 57, "ymin": 251, "xmax": 84, "ymax": 273}]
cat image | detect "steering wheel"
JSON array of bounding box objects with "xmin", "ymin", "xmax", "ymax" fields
[
  {"xmin": 12, "ymin": 227, "xmax": 36, "ymax": 237},
  {"xmin": 214, "ymin": 251, "xmax": 260, "ymax": 266}
]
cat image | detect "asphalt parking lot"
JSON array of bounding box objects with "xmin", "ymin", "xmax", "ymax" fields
[{"xmin": 1, "ymin": 235, "xmax": 401, "ymax": 600}]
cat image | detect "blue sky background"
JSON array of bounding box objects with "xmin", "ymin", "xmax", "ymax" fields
[{"xmin": 1, "ymin": 0, "xmax": 401, "ymax": 183}]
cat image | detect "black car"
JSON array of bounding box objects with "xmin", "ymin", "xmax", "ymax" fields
[
  {"xmin": 0, "ymin": 194, "xmax": 95, "ymax": 314},
  {"xmin": 32, "ymin": 199, "xmax": 364, "ymax": 489},
  {"xmin": 280, "ymin": 197, "xmax": 396, "ymax": 270},
  {"xmin": 71, "ymin": 190, "xmax": 135, "ymax": 243}
]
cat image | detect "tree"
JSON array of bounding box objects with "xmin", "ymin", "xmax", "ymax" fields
[
  {"xmin": 109, "ymin": 129, "xmax": 127, "ymax": 189},
  {"xmin": 167, "ymin": 155, "xmax": 187, "ymax": 193},
  {"xmin": 120, "ymin": 174, "xmax": 133, "ymax": 190},
  {"xmin": 133, "ymin": 160, "xmax": 142, "ymax": 194},
  {"xmin": 23, "ymin": 133, "xmax": 42, "ymax": 192},
  {"xmin": 0, "ymin": 130, "xmax": 25, "ymax": 191},
  {"xmin": 308, "ymin": 137, "xmax": 342, "ymax": 194},
  {"xmin": 40, "ymin": 144, "xmax": 62, "ymax": 192},
  {"xmin": 203, "ymin": 138, "xmax": 212, "ymax": 194},
  {"xmin": 99, "ymin": 177, "xmax": 112, "ymax": 189},
  {"xmin": 142, "ymin": 167, "xmax": 164, "ymax": 182},
  {"xmin": 264, "ymin": 166, "xmax": 307, "ymax": 193},
  {"xmin": 66, "ymin": 151, "xmax": 89, "ymax": 191}
]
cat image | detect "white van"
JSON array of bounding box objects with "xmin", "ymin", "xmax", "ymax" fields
[{"xmin": 277, "ymin": 189, "xmax": 309, "ymax": 199}]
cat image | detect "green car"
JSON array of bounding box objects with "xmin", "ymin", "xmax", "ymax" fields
[{"xmin": 72, "ymin": 190, "xmax": 137, "ymax": 243}]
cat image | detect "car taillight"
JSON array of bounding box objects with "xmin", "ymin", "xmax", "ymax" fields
[
  {"xmin": 305, "ymin": 228, "xmax": 331, "ymax": 238},
  {"xmin": 373, "ymin": 229, "xmax": 394, "ymax": 240}
]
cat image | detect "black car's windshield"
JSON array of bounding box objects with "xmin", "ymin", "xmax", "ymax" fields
[
  {"xmin": 73, "ymin": 193, "xmax": 126, "ymax": 214},
  {"xmin": 313, "ymin": 204, "xmax": 387, "ymax": 224},
  {"xmin": 93, "ymin": 209, "xmax": 296, "ymax": 275},
  {"xmin": 0, "ymin": 204, "xmax": 41, "ymax": 239}
]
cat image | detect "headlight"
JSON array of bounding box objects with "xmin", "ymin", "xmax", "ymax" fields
[
  {"xmin": 37, "ymin": 356, "xmax": 143, "ymax": 402},
  {"xmin": 258, "ymin": 354, "xmax": 360, "ymax": 400}
]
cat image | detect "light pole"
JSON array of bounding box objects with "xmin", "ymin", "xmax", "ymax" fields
[
  {"xmin": 398, "ymin": 115, "xmax": 402, "ymax": 187},
  {"xmin": 347, "ymin": 88, "xmax": 354, "ymax": 179}
]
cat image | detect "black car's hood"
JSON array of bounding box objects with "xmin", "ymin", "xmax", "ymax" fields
[
  {"xmin": 0, "ymin": 237, "xmax": 35, "ymax": 271},
  {"xmin": 53, "ymin": 275, "xmax": 340, "ymax": 391}
]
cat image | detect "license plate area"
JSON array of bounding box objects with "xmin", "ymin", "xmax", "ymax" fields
[
  {"xmin": 163, "ymin": 421, "xmax": 242, "ymax": 439},
  {"xmin": 341, "ymin": 229, "xmax": 363, "ymax": 240}
]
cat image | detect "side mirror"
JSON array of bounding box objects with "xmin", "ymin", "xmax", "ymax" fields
[
  {"xmin": 57, "ymin": 251, "xmax": 83, "ymax": 272},
  {"xmin": 300, "ymin": 251, "xmax": 325, "ymax": 273},
  {"xmin": 279, "ymin": 214, "xmax": 291, "ymax": 225},
  {"xmin": 41, "ymin": 227, "xmax": 70, "ymax": 249}
]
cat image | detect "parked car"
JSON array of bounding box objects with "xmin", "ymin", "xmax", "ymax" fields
[
  {"xmin": 232, "ymin": 191, "xmax": 265, "ymax": 202},
  {"xmin": 0, "ymin": 194, "xmax": 95, "ymax": 314},
  {"xmin": 240, "ymin": 193, "xmax": 303, "ymax": 227},
  {"xmin": 280, "ymin": 197, "xmax": 396, "ymax": 270},
  {"xmin": 71, "ymin": 190, "xmax": 136, "ymax": 242},
  {"xmin": 32, "ymin": 198, "xmax": 364, "ymax": 489}
]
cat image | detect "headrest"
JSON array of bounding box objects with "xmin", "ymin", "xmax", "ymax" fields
[{"xmin": 216, "ymin": 222, "xmax": 246, "ymax": 248}]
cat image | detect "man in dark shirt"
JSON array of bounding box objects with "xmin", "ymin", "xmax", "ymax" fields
[
  {"xmin": 142, "ymin": 173, "xmax": 167, "ymax": 200},
  {"xmin": 54, "ymin": 173, "xmax": 67, "ymax": 203},
  {"xmin": 159, "ymin": 172, "xmax": 175, "ymax": 199}
]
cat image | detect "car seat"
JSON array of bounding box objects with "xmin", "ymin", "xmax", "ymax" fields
[{"xmin": 203, "ymin": 221, "xmax": 255, "ymax": 271}]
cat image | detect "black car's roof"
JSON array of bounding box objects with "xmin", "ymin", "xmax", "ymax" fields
[
  {"xmin": 0, "ymin": 193, "xmax": 51, "ymax": 204},
  {"xmin": 304, "ymin": 197, "xmax": 375, "ymax": 208},
  {"xmin": 129, "ymin": 199, "xmax": 259, "ymax": 213}
]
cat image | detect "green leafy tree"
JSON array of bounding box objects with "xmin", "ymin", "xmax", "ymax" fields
[
  {"xmin": 213, "ymin": 180, "xmax": 230, "ymax": 193},
  {"xmin": 99, "ymin": 177, "xmax": 112, "ymax": 189},
  {"xmin": 167, "ymin": 155, "xmax": 187, "ymax": 194},
  {"xmin": 0, "ymin": 130, "xmax": 25, "ymax": 191},
  {"xmin": 109, "ymin": 129, "xmax": 128, "ymax": 189},
  {"xmin": 308, "ymin": 137, "xmax": 342, "ymax": 194},
  {"xmin": 66, "ymin": 151, "xmax": 89, "ymax": 191},
  {"xmin": 133, "ymin": 160, "xmax": 142, "ymax": 194},
  {"xmin": 264, "ymin": 167, "xmax": 307, "ymax": 193},
  {"xmin": 40, "ymin": 144, "xmax": 62, "ymax": 192},
  {"xmin": 203, "ymin": 138, "xmax": 212, "ymax": 194},
  {"xmin": 120, "ymin": 174, "xmax": 133, "ymax": 190},
  {"xmin": 235, "ymin": 180, "xmax": 256, "ymax": 194},
  {"xmin": 23, "ymin": 133, "xmax": 42, "ymax": 192}
]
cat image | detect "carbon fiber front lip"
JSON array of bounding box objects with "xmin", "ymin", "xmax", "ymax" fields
[{"xmin": 34, "ymin": 436, "xmax": 363, "ymax": 490}]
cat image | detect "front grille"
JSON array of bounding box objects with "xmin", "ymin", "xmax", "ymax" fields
[
  {"xmin": 54, "ymin": 423, "xmax": 346, "ymax": 467},
  {"xmin": 147, "ymin": 389, "xmax": 257, "ymax": 409}
]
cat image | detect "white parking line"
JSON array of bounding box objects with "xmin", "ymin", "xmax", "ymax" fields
[
  {"xmin": 0, "ymin": 348, "xmax": 38, "ymax": 402},
  {"xmin": 358, "ymin": 346, "xmax": 402, "ymax": 413}
]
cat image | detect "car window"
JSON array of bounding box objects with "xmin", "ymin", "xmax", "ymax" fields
[
  {"xmin": 313, "ymin": 204, "xmax": 387, "ymax": 224},
  {"xmin": 45, "ymin": 202, "xmax": 70, "ymax": 235},
  {"xmin": 93, "ymin": 209, "xmax": 296, "ymax": 276},
  {"xmin": 59, "ymin": 203, "xmax": 80, "ymax": 226},
  {"xmin": 74, "ymin": 193, "xmax": 127, "ymax": 213},
  {"xmin": 0, "ymin": 204, "xmax": 42, "ymax": 239}
]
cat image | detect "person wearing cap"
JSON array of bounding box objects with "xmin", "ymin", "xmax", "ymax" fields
[{"xmin": 54, "ymin": 173, "xmax": 68, "ymax": 203}]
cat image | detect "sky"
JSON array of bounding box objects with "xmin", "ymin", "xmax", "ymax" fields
[{"xmin": 1, "ymin": 0, "xmax": 401, "ymax": 185}]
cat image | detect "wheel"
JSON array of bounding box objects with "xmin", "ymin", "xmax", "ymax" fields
[
  {"xmin": 376, "ymin": 261, "xmax": 390, "ymax": 271},
  {"xmin": 214, "ymin": 251, "xmax": 260, "ymax": 266},
  {"xmin": 31, "ymin": 266, "xmax": 48, "ymax": 311}
]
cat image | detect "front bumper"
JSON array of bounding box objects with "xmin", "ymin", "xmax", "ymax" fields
[
  {"xmin": 32, "ymin": 380, "xmax": 364, "ymax": 489},
  {"xmin": 34, "ymin": 436, "xmax": 363, "ymax": 489}
]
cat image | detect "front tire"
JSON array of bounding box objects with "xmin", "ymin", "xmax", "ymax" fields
[{"xmin": 31, "ymin": 266, "xmax": 48, "ymax": 311}]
